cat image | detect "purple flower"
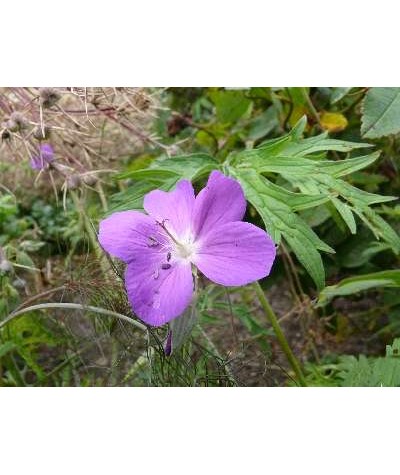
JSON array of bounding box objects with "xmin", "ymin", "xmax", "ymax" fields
[
  {"xmin": 30, "ymin": 143, "xmax": 54, "ymax": 170},
  {"xmin": 99, "ymin": 171, "xmax": 276, "ymax": 326}
]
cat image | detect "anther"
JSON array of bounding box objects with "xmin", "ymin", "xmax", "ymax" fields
[
  {"xmin": 161, "ymin": 263, "xmax": 171, "ymax": 270},
  {"xmin": 167, "ymin": 252, "xmax": 171, "ymax": 262},
  {"xmin": 147, "ymin": 236, "xmax": 159, "ymax": 247}
]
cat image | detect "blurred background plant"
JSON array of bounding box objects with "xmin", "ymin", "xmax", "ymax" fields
[{"xmin": 1, "ymin": 87, "xmax": 400, "ymax": 387}]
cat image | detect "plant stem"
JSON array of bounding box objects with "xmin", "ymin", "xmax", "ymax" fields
[
  {"xmin": 1, "ymin": 302, "xmax": 147, "ymax": 332},
  {"xmin": 253, "ymin": 281, "xmax": 307, "ymax": 386}
]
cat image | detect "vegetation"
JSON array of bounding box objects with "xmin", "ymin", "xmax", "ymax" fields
[{"xmin": 1, "ymin": 87, "xmax": 400, "ymax": 386}]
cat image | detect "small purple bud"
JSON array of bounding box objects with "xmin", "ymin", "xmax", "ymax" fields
[
  {"xmin": 164, "ymin": 330, "xmax": 173, "ymax": 356},
  {"xmin": 30, "ymin": 143, "xmax": 54, "ymax": 170}
]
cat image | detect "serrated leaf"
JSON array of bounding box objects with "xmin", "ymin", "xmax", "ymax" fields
[
  {"xmin": 316, "ymin": 270, "xmax": 400, "ymax": 307},
  {"xmin": 109, "ymin": 154, "xmax": 219, "ymax": 214},
  {"xmin": 229, "ymin": 168, "xmax": 331, "ymax": 289},
  {"xmin": 361, "ymin": 87, "xmax": 400, "ymax": 138},
  {"xmin": 338, "ymin": 338, "xmax": 400, "ymax": 387},
  {"xmin": 119, "ymin": 153, "xmax": 218, "ymax": 181},
  {"xmin": 330, "ymin": 197, "xmax": 357, "ymax": 234},
  {"xmin": 229, "ymin": 117, "xmax": 400, "ymax": 286}
]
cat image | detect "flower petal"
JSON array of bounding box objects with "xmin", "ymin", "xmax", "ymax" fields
[
  {"xmin": 125, "ymin": 259, "xmax": 194, "ymax": 326},
  {"xmin": 193, "ymin": 170, "xmax": 246, "ymax": 238},
  {"xmin": 193, "ymin": 221, "xmax": 276, "ymax": 286},
  {"xmin": 98, "ymin": 211, "xmax": 169, "ymax": 263},
  {"xmin": 143, "ymin": 180, "xmax": 195, "ymax": 238}
]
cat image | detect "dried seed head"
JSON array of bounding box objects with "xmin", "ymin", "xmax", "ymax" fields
[
  {"xmin": 33, "ymin": 125, "xmax": 51, "ymax": 141},
  {"xmin": 39, "ymin": 87, "xmax": 61, "ymax": 108},
  {"xmin": 66, "ymin": 174, "xmax": 81, "ymax": 189},
  {"xmin": 6, "ymin": 112, "xmax": 27, "ymax": 132},
  {"xmin": 133, "ymin": 91, "xmax": 151, "ymax": 111},
  {"xmin": 82, "ymin": 173, "xmax": 98, "ymax": 186}
]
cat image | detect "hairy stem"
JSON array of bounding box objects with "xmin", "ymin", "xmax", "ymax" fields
[{"xmin": 254, "ymin": 281, "xmax": 307, "ymax": 387}]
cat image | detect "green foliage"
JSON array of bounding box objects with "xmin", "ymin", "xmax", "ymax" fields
[
  {"xmin": 317, "ymin": 270, "xmax": 400, "ymax": 306},
  {"xmin": 361, "ymin": 87, "xmax": 400, "ymax": 139},
  {"xmin": 112, "ymin": 114, "xmax": 399, "ymax": 290},
  {"xmin": 330, "ymin": 87, "xmax": 352, "ymax": 104},
  {"xmin": 3, "ymin": 86, "xmax": 400, "ymax": 387},
  {"xmin": 110, "ymin": 154, "xmax": 218, "ymax": 213},
  {"xmin": 338, "ymin": 339, "xmax": 400, "ymax": 387},
  {"xmin": 208, "ymin": 89, "xmax": 252, "ymax": 124}
]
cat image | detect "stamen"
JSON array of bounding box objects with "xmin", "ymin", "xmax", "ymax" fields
[
  {"xmin": 167, "ymin": 252, "xmax": 171, "ymax": 262},
  {"xmin": 161, "ymin": 263, "xmax": 171, "ymax": 270},
  {"xmin": 156, "ymin": 219, "xmax": 180, "ymax": 246},
  {"xmin": 147, "ymin": 236, "xmax": 159, "ymax": 247},
  {"xmin": 153, "ymin": 268, "xmax": 159, "ymax": 280}
]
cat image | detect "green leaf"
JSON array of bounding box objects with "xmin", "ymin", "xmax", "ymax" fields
[
  {"xmin": 330, "ymin": 87, "xmax": 352, "ymax": 104},
  {"xmin": 329, "ymin": 197, "xmax": 357, "ymax": 234},
  {"xmin": 361, "ymin": 87, "xmax": 400, "ymax": 138},
  {"xmin": 246, "ymin": 106, "xmax": 279, "ymax": 141},
  {"xmin": 110, "ymin": 154, "xmax": 219, "ymax": 214},
  {"xmin": 316, "ymin": 270, "xmax": 400, "ymax": 307},
  {"xmin": 338, "ymin": 339, "xmax": 400, "ymax": 387},
  {"xmin": 209, "ymin": 89, "xmax": 252, "ymax": 124},
  {"xmin": 229, "ymin": 168, "xmax": 331, "ymax": 289},
  {"xmin": 0, "ymin": 341, "xmax": 17, "ymax": 358},
  {"xmin": 228, "ymin": 117, "xmax": 400, "ymax": 287},
  {"xmin": 168, "ymin": 304, "xmax": 198, "ymax": 355},
  {"xmin": 119, "ymin": 153, "xmax": 218, "ymax": 181}
]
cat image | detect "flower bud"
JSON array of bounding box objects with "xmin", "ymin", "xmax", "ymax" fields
[{"xmin": 7, "ymin": 112, "xmax": 27, "ymax": 132}]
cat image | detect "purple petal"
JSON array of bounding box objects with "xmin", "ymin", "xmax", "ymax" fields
[
  {"xmin": 125, "ymin": 259, "xmax": 194, "ymax": 326},
  {"xmin": 192, "ymin": 221, "xmax": 276, "ymax": 286},
  {"xmin": 30, "ymin": 157, "xmax": 43, "ymax": 170},
  {"xmin": 143, "ymin": 180, "xmax": 195, "ymax": 238},
  {"xmin": 192, "ymin": 171, "xmax": 246, "ymax": 238},
  {"xmin": 98, "ymin": 211, "xmax": 169, "ymax": 264}
]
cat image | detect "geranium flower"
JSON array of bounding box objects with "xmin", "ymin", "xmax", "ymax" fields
[
  {"xmin": 30, "ymin": 143, "xmax": 54, "ymax": 170},
  {"xmin": 99, "ymin": 171, "xmax": 276, "ymax": 326}
]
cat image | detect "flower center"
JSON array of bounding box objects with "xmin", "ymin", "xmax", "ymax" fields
[{"xmin": 174, "ymin": 238, "xmax": 198, "ymax": 260}]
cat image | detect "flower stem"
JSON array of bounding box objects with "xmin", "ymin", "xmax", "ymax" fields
[{"xmin": 253, "ymin": 281, "xmax": 307, "ymax": 387}]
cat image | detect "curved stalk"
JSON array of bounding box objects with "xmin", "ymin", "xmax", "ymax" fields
[
  {"xmin": 0, "ymin": 302, "xmax": 146, "ymax": 332},
  {"xmin": 254, "ymin": 281, "xmax": 307, "ymax": 387}
]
